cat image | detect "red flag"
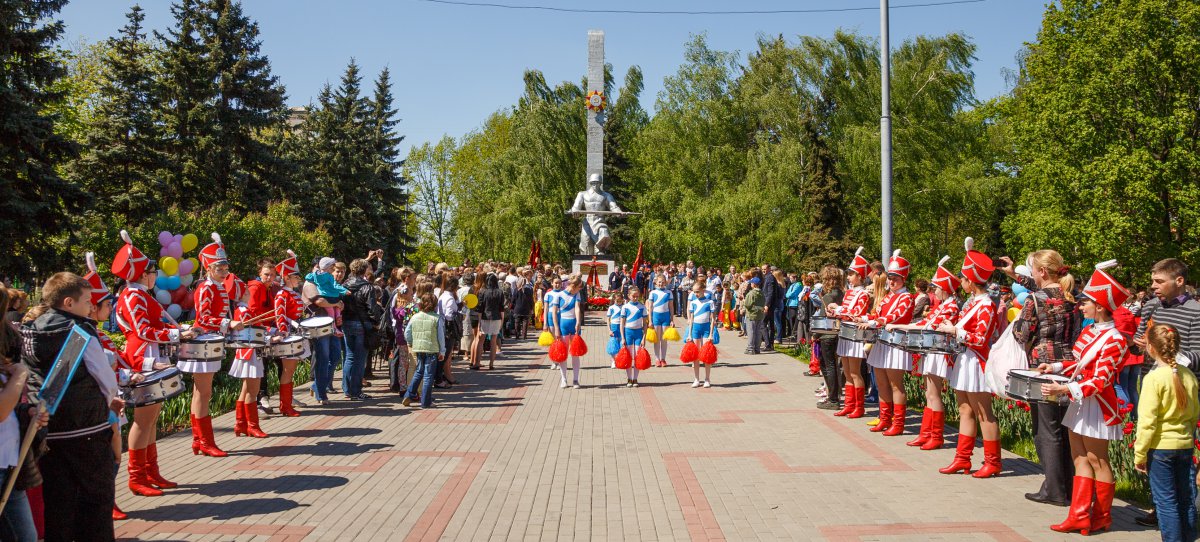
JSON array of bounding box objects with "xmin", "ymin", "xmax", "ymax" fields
[
  {"xmin": 630, "ymin": 240, "xmax": 644, "ymax": 283},
  {"xmin": 586, "ymin": 257, "xmax": 601, "ymax": 288},
  {"xmin": 527, "ymin": 238, "xmax": 538, "ymax": 268}
]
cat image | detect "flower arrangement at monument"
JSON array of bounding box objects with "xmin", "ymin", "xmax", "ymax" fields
[{"xmin": 586, "ymin": 296, "xmax": 610, "ymax": 310}]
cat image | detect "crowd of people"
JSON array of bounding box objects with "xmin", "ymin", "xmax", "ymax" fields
[{"xmin": 1, "ymin": 232, "xmax": 1198, "ymax": 542}]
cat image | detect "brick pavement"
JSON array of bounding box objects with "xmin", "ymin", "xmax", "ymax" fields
[{"xmin": 114, "ymin": 315, "xmax": 1161, "ymax": 541}]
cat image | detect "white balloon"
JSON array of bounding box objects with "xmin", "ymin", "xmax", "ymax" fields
[
  {"xmin": 167, "ymin": 304, "xmax": 182, "ymax": 319},
  {"xmin": 180, "ymin": 273, "xmax": 194, "ymax": 287},
  {"xmin": 1015, "ymin": 265, "xmax": 1033, "ymax": 278},
  {"xmin": 155, "ymin": 289, "xmax": 172, "ymax": 306}
]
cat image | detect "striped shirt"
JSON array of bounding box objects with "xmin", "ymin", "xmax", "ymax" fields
[{"xmin": 1134, "ymin": 293, "xmax": 1200, "ymax": 365}]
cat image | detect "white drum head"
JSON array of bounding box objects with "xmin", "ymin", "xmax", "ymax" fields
[{"xmin": 301, "ymin": 316, "xmax": 334, "ymax": 326}]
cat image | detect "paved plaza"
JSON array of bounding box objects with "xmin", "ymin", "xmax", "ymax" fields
[{"xmin": 115, "ymin": 315, "xmax": 1160, "ymax": 541}]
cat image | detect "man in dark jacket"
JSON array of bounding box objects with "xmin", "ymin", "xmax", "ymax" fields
[
  {"xmin": 340, "ymin": 259, "xmax": 381, "ymax": 400},
  {"xmin": 21, "ymin": 273, "xmax": 123, "ymax": 541},
  {"xmin": 761, "ymin": 271, "xmax": 782, "ymax": 349}
]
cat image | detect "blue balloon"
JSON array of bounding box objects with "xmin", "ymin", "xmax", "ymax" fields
[
  {"xmin": 1016, "ymin": 292, "xmax": 1030, "ymax": 305},
  {"xmin": 164, "ymin": 275, "xmax": 181, "ymax": 290},
  {"xmin": 155, "ymin": 275, "xmax": 169, "ymax": 290},
  {"xmin": 1012, "ymin": 282, "xmax": 1028, "ymax": 297}
]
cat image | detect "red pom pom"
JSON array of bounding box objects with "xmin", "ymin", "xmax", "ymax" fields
[
  {"xmin": 569, "ymin": 334, "xmax": 588, "ymax": 356},
  {"xmin": 635, "ymin": 347, "xmax": 651, "ymax": 370},
  {"xmin": 549, "ymin": 338, "xmax": 568, "ymax": 363},
  {"xmin": 615, "ymin": 348, "xmax": 632, "ymax": 369},
  {"xmin": 700, "ymin": 342, "xmax": 718, "ymax": 365},
  {"xmin": 679, "ymin": 341, "xmax": 699, "ymax": 363}
]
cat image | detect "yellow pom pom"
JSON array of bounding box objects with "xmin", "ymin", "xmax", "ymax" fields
[
  {"xmin": 538, "ymin": 330, "xmax": 554, "ymax": 347},
  {"xmin": 645, "ymin": 328, "xmax": 658, "ymax": 343},
  {"xmin": 663, "ymin": 327, "xmax": 681, "ymax": 342}
]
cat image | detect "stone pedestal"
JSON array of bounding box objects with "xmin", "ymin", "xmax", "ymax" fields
[{"xmin": 572, "ymin": 255, "xmax": 615, "ymax": 283}]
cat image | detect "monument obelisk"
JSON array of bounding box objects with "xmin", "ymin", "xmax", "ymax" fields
[{"xmin": 570, "ymin": 29, "xmax": 619, "ymax": 279}]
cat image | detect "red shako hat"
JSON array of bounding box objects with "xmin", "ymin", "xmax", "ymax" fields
[
  {"xmin": 1082, "ymin": 260, "xmax": 1130, "ymax": 314},
  {"xmin": 960, "ymin": 237, "xmax": 995, "ymax": 285},
  {"xmin": 931, "ymin": 255, "xmax": 957, "ymax": 294},
  {"xmin": 275, "ymin": 249, "xmax": 299, "ymax": 278},
  {"xmin": 83, "ymin": 251, "xmax": 111, "ymax": 305},
  {"xmin": 199, "ymin": 232, "xmax": 229, "ymax": 268},
  {"xmin": 886, "ymin": 249, "xmax": 910, "ymax": 280},
  {"xmin": 847, "ymin": 246, "xmax": 869, "ymax": 278},
  {"xmin": 111, "ymin": 230, "xmax": 149, "ymax": 282}
]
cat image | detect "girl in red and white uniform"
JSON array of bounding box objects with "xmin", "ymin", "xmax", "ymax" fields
[
  {"xmin": 888, "ymin": 255, "xmax": 959, "ymax": 450},
  {"xmin": 84, "ymin": 251, "xmax": 136, "ymax": 519},
  {"xmin": 861, "ymin": 250, "xmax": 915, "ymax": 436},
  {"xmin": 186, "ymin": 232, "xmax": 244, "ymax": 457},
  {"xmin": 227, "ymin": 276, "xmax": 268, "ymax": 438},
  {"xmin": 937, "ymin": 237, "xmax": 1001, "ymax": 478},
  {"xmin": 111, "ymin": 233, "xmax": 193, "ymax": 495},
  {"xmin": 1037, "ymin": 260, "xmax": 1129, "ymax": 536},
  {"xmin": 829, "ymin": 247, "xmax": 871, "ymax": 418},
  {"xmin": 272, "ymin": 250, "xmax": 304, "ymax": 417}
]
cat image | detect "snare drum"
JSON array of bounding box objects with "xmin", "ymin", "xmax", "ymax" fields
[
  {"xmin": 226, "ymin": 326, "xmax": 268, "ymax": 348},
  {"xmin": 177, "ymin": 333, "xmax": 226, "ymax": 361},
  {"xmin": 837, "ymin": 325, "xmax": 880, "ymax": 344},
  {"xmin": 267, "ymin": 336, "xmax": 311, "ymax": 359},
  {"xmin": 905, "ymin": 330, "xmax": 964, "ymax": 355},
  {"xmin": 125, "ymin": 367, "xmax": 186, "ymax": 407},
  {"xmin": 879, "ymin": 328, "xmax": 909, "ymax": 349},
  {"xmin": 809, "ymin": 316, "xmax": 841, "ymax": 336},
  {"xmin": 1006, "ymin": 369, "xmax": 1070, "ymax": 403},
  {"xmin": 299, "ymin": 316, "xmax": 335, "ymax": 339}
]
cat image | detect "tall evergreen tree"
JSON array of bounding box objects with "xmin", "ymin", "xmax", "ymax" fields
[
  {"xmin": 365, "ymin": 67, "xmax": 412, "ymax": 264},
  {"xmin": 69, "ymin": 5, "xmax": 167, "ymax": 224},
  {"xmin": 155, "ymin": 0, "xmax": 217, "ymax": 210},
  {"xmin": 0, "ymin": 0, "xmax": 83, "ymax": 279}
]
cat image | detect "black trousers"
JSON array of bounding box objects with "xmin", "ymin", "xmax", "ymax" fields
[
  {"xmin": 819, "ymin": 336, "xmax": 842, "ymax": 402},
  {"xmin": 42, "ymin": 430, "xmax": 115, "ymax": 542},
  {"xmin": 763, "ymin": 309, "xmax": 777, "ymax": 347},
  {"xmin": 257, "ymin": 356, "xmax": 283, "ymax": 400},
  {"xmin": 1031, "ymin": 401, "xmax": 1074, "ymax": 503}
]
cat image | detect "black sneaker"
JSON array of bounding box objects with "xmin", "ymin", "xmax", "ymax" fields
[
  {"xmin": 1135, "ymin": 511, "xmax": 1158, "ymax": 527},
  {"xmin": 816, "ymin": 400, "xmax": 842, "ymax": 410}
]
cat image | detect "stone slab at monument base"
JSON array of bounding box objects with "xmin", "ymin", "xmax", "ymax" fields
[{"xmin": 572, "ymin": 254, "xmax": 615, "ymax": 281}]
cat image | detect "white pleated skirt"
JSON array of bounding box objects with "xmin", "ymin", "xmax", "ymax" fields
[
  {"xmin": 228, "ymin": 350, "xmax": 263, "ymax": 379},
  {"xmin": 866, "ymin": 342, "xmax": 912, "ymax": 371},
  {"xmin": 948, "ymin": 349, "xmax": 987, "ymax": 393},
  {"xmin": 1066, "ymin": 397, "xmax": 1122, "ymax": 441},
  {"xmin": 836, "ymin": 337, "xmax": 867, "ymax": 359},
  {"xmin": 176, "ymin": 359, "xmax": 221, "ymax": 374},
  {"xmin": 920, "ymin": 353, "xmax": 951, "ymax": 379}
]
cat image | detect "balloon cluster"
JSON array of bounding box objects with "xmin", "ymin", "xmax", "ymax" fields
[
  {"xmin": 1005, "ymin": 264, "xmax": 1034, "ymax": 323},
  {"xmin": 154, "ymin": 231, "xmax": 200, "ymax": 319}
]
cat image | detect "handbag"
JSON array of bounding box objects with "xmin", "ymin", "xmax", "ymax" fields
[{"xmin": 984, "ymin": 321, "xmax": 1029, "ymax": 398}]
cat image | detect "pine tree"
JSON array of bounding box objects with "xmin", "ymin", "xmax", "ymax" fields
[
  {"xmin": 155, "ymin": 0, "xmax": 218, "ymax": 210},
  {"xmin": 69, "ymin": 5, "xmax": 167, "ymax": 224},
  {"xmin": 0, "ymin": 0, "xmax": 84, "ymax": 279},
  {"xmin": 364, "ymin": 68, "xmax": 412, "ymax": 264}
]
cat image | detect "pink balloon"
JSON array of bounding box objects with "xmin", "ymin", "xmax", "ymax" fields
[
  {"xmin": 168, "ymin": 242, "xmax": 184, "ymax": 259},
  {"xmin": 173, "ymin": 233, "xmax": 184, "ymax": 245},
  {"xmin": 158, "ymin": 231, "xmax": 172, "ymax": 245},
  {"xmin": 159, "ymin": 247, "xmax": 170, "ymax": 257},
  {"xmin": 178, "ymin": 258, "xmax": 194, "ymax": 275}
]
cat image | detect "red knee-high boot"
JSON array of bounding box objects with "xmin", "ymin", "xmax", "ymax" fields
[
  {"xmin": 870, "ymin": 402, "xmax": 892, "ymax": 433},
  {"xmin": 1050, "ymin": 476, "xmax": 1094, "ymax": 535},
  {"xmin": 233, "ymin": 401, "xmax": 248, "ymax": 437},
  {"xmin": 145, "ymin": 443, "xmax": 177, "ymax": 489},
  {"xmin": 906, "ymin": 408, "xmax": 932, "ymax": 446},
  {"xmin": 279, "ymin": 383, "xmax": 300, "ymax": 417},
  {"xmin": 190, "ymin": 414, "xmax": 203, "ymax": 455},
  {"xmin": 196, "ymin": 416, "xmax": 227, "ymax": 457},
  {"xmin": 127, "ymin": 448, "xmax": 163, "ymax": 497},
  {"xmin": 884, "ymin": 403, "xmax": 907, "ymax": 436},
  {"xmin": 938, "ymin": 434, "xmax": 974, "ymax": 474},
  {"xmin": 1090, "ymin": 480, "xmax": 1114, "ymax": 534},
  {"xmin": 847, "ymin": 387, "xmax": 866, "ymax": 418},
  {"xmin": 920, "ymin": 410, "xmax": 946, "ymax": 450},
  {"xmin": 833, "ymin": 385, "xmax": 855, "ymax": 416},
  {"xmin": 971, "ymin": 439, "xmax": 1002, "ymax": 478},
  {"xmin": 246, "ymin": 401, "xmax": 269, "ymax": 438}
]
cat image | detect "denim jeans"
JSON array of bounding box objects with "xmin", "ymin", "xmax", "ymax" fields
[
  {"xmin": 745, "ymin": 319, "xmax": 761, "ymax": 353},
  {"xmin": 406, "ymin": 352, "xmax": 439, "ymax": 407},
  {"xmin": 311, "ymin": 334, "xmax": 336, "ymax": 402},
  {"xmin": 330, "ymin": 332, "xmax": 344, "ymax": 392},
  {"xmin": 0, "ymin": 480, "xmax": 36, "ymax": 542},
  {"xmin": 1115, "ymin": 366, "xmax": 1139, "ymax": 421},
  {"xmin": 1148, "ymin": 448, "xmax": 1196, "ymax": 542},
  {"xmin": 341, "ymin": 320, "xmax": 368, "ymax": 397}
]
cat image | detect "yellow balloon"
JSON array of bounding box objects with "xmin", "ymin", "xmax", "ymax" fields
[
  {"xmin": 464, "ymin": 293, "xmax": 478, "ymax": 309},
  {"xmin": 188, "ymin": 257, "xmax": 200, "ymax": 271},
  {"xmin": 180, "ymin": 233, "xmax": 199, "ymax": 253},
  {"xmin": 1006, "ymin": 307, "xmax": 1021, "ymax": 323},
  {"xmin": 160, "ymin": 256, "xmax": 179, "ymax": 276}
]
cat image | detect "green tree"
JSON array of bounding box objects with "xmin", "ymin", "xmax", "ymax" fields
[
  {"xmin": 68, "ymin": 5, "xmax": 168, "ymax": 224},
  {"xmin": 1004, "ymin": 0, "xmax": 1200, "ymax": 274},
  {"xmin": 155, "ymin": 0, "xmax": 217, "ymax": 210},
  {"xmin": 405, "ymin": 136, "xmax": 459, "ymax": 262},
  {"xmin": 364, "ymin": 67, "xmax": 412, "ymax": 264},
  {"xmin": 0, "ymin": 0, "xmax": 83, "ymax": 279}
]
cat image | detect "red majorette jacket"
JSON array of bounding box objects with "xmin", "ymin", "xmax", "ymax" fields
[
  {"xmin": 115, "ymin": 282, "xmax": 180, "ymax": 372},
  {"xmin": 193, "ymin": 277, "xmax": 232, "ymax": 334},
  {"xmin": 953, "ymin": 293, "xmax": 995, "ymax": 362},
  {"xmin": 916, "ymin": 299, "xmax": 959, "ymax": 329},
  {"xmin": 868, "ymin": 289, "xmax": 913, "ymax": 327},
  {"xmin": 274, "ymin": 288, "xmax": 304, "ymax": 334},
  {"xmin": 1051, "ymin": 321, "xmax": 1125, "ymax": 426},
  {"xmin": 833, "ymin": 287, "xmax": 869, "ymax": 321}
]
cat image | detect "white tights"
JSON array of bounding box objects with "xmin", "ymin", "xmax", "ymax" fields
[
  {"xmin": 653, "ymin": 325, "xmax": 667, "ymax": 361},
  {"xmin": 625, "ymin": 345, "xmax": 641, "ymax": 380},
  {"xmin": 559, "ymin": 356, "xmax": 581, "ymax": 383}
]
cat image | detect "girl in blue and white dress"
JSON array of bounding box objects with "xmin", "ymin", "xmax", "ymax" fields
[
  {"xmin": 688, "ymin": 281, "xmax": 717, "ymax": 388},
  {"xmin": 607, "ymin": 291, "xmax": 625, "ymax": 368},
  {"xmin": 647, "ymin": 276, "xmax": 674, "ymax": 367},
  {"xmin": 542, "ymin": 275, "xmax": 563, "ymax": 368},
  {"xmin": 621, "ymin": 287, "xmax": 649, "ymax": 387},
  {"xmin": 552, "ymin": 275, "xmax": 585, "ymax": 388}
]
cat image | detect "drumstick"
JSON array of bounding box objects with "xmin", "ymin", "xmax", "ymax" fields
[{"xmin": 241, "ymin": 309, "xmax": 279, "ymax": 327}]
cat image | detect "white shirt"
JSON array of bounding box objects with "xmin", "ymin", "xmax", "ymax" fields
[{"xmin": 0, "ymin": 375, "xmax": 18, "ymax": 468}]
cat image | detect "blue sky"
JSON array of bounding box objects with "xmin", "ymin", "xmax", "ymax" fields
[{"xmin": 58, "ymin": 0, "xmax": 1050, "ymax": 156}]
